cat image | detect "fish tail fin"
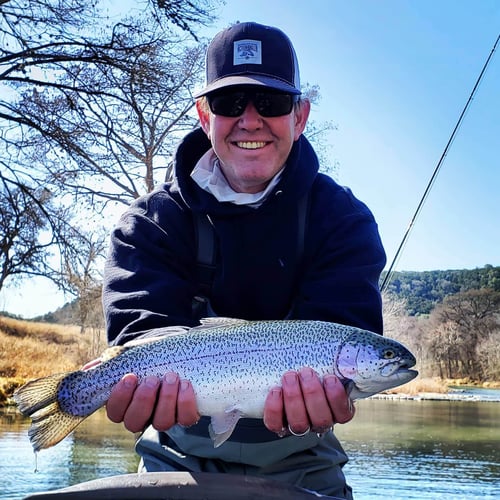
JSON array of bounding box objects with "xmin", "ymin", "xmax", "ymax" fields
[
  {"xmin": 14, "ymin": 373, "xmax": 86, "ymax": 452},
  {"xmin": 14, "ymin": 373, "xmax": 66, "ymax": 416}
]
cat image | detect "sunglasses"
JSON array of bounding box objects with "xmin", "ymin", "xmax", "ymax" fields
[{"xmin": 207, "ymin": 88, "xmax": 299, "ymax": 118}]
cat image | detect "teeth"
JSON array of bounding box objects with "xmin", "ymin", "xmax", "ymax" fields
[{"xmin": 236, "ymin": 141, "xmax": 266, "ymax": 149}]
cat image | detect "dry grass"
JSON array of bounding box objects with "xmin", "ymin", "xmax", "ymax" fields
[
  {"xmin": 0, "ymin": 315, "xmax": 106, "ymax": 404},
  {"xmin": 386, "ymin": 377, "xmax": 449, "ymax": 395}
]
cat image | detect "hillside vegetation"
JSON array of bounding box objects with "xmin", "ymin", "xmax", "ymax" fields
[
  {"xmin": 382, "ymin": 265, "xmax": 500, "ymax": 315},
  {"xmin": 0, "ymin": 316, "xmax": 105, "ymax": 404}
]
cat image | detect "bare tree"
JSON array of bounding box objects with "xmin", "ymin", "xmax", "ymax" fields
[
  {"xmin": 382, "ymin": 292, "xmax": 432, "ymax": 375},
  {"xmin": 61, "ymin": 228, "xmax": 108, "ymax": 335},
  {"xmin": 0, "ymin": 0, "xmax": 216, "ymax": 297},
  {"xmin": 0, "ymin": 176, "xmax": 68, "ymax": 288},
  {"xmin": 428, "ymin": 289, "xmax": 500, "ymax": 379},
  {"xmin": 303, "ymin": 83, "xmax": 339, "ymax": 179}
]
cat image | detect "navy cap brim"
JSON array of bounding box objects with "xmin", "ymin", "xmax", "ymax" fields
[{"xmin": 194, "ymin": 74, "xmax": 301, "ymax": 98}]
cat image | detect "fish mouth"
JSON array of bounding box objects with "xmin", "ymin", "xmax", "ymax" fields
[
  {"xmin": 379, "ymin": 363, "xmax": 418, "ymax": 389},
  {"xmin": 397, "ymin": 368, "xmax": 419, "ymax": 381},
  {"xmin": 381, "ymin": 360, "xmax": 418, "ymax": 379}
]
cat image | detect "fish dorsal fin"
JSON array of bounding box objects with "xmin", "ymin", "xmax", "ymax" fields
[
  {"xmin": 99, "ymin": 345, "xmax": 128, "ymax": 362},
  {"xmin": 198, "ymin": 317, "xmax": 249, "ymax": 329},
  {"xmin": 208, "ymin": 407, "xmax": 244, "ymax": 448},
  {"xmin": 119, "ymin": 326, "xmax": 191, "ymax": 349}
]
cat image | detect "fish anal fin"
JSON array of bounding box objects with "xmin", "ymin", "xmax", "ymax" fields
[{"xmin": 208, "ymin": 407, "xmax": 243, "ymax": 448}]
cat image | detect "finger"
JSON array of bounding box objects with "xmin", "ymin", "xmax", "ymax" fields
[
  {"xmin": 298, "ymin": 367, "xmax": 333, "ymax": 431},
  {"xmin": 323, "ymin": 375, "xmax": 355, "ymax": 424},
  {"xmin": 176, "ymin": 379, "xmax": 200, "ymax": 427},
  {"xmin": 122, "ymin": 376, "xmax": 160, "ymax": 433},
  {"xmin": 282, "ymin": 371, "xmax": 309, "ymax": 434},
  {"xmin": 106, "ymin": 373, "xmax": 138, "ymax": 423},
  {"xmin": 263, "ymin": 386, "xmax": 286, "ymax": 435},
  {"xmin": 152, "ymin": 372, "xmax": 180, "ymax": 431}
]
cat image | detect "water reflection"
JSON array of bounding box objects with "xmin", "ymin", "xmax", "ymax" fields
[
  {"xmin": 0, "ymin": 408, "xmax": 138, "ymax": 500},
  {"xmin": 1, "ymin": 398, "xmax": 499, "ymax": 500},
  {"xmin": 335, "ymin": 399, "xmax": 500, "ymax": 499}
]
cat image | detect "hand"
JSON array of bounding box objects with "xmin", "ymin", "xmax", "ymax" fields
[
  {"xmin": 263, "ymin": 368, "xmax": 355, "ymax": 436},
  {"xmin": 105, "ymin": 372, "xmax": 200, "ymax": 433}
]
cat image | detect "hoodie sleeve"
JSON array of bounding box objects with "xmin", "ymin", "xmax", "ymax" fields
[{"xmin": 102, "ymin": 191, "xmax": 198, "ymax": 345}]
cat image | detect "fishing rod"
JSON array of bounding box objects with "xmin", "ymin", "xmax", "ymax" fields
[{"xmin": 380, "ymin": 33, "xmax": 500, "ymax": 293}]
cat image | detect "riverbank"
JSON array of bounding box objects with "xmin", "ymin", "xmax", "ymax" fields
[
  {"xmin": 373, "ymin": 389, "xmax": 500, "ymax": 402},
  {"xmin": 378, "ymin": 377, "xmax": 500, "ymax": 402}
]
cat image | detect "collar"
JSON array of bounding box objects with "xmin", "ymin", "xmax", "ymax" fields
[{"xmin": 190, "ymin": 149, "xmax": 284, "ymax": 208}]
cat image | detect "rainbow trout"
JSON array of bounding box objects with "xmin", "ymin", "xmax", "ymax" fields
[{"xmin": 14, "ymin": 318, "xmax": 418, "ymax": 452}]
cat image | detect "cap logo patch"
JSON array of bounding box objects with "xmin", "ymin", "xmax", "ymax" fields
[{"xmin": 233, "ymin": 39, "xmax": 262, "ymax": 65}]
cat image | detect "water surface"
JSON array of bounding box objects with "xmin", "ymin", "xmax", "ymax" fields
[
  {"xmin": 1, "ymin": 396, "xmax": 499, "ymax": 499},
  {"xmin": 335, "ymin": 398, "xmax": 499, "ymax": 499}
]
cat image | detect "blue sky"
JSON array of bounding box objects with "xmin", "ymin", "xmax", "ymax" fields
[
  {"xmin": 207, "ymin": 0, "xmax": 500, "ymax": 274},
  {"xmin": 1, "ymin": 0, "xmax": 499, "ymax": 317}
]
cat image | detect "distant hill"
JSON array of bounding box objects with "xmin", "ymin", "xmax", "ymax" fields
[
  {"xmin": 34, "ymin": 299, "xmax": 81, "ymax": 324},
  {"xmin": 3, "ymin": 265, "xmax": 498, "ymax": 324},
  {"xmin": 382, "ymin": 265, "xmax": 500, "ymax": 315}
]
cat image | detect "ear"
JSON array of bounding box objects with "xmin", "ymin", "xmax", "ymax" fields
[
  {"xmin": 293, "ymin": 99, "xmax": 311, "ymax": 141},
  {"xmin": 196, "ymin": 99, "xmax": 211, "ymax": 138}
]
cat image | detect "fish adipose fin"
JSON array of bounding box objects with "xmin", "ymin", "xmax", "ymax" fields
[
  {"xmin": 14, "ymin": 373, "xmax": 85, "ymax": 452},
  {"xmin": 208, "ymin": 407, "xmax": 244, "ymax": 447}
]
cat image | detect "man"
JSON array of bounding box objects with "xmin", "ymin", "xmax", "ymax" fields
[{"xmin": 102, "ymin": 22, "xmax": 386, "ymax": 499}]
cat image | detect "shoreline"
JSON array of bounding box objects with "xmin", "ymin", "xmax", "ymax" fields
[{"xmin": 373, "ymin": 389, "xmax": 500, "ymax": 403}]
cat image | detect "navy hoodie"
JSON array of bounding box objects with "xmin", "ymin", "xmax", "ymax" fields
[{"xmin": 103, "ymin": 128, "xmax": 386, "ymax": 345}]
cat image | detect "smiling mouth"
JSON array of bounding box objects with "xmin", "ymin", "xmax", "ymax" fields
[{"xmin": 235, "ymin": 141, "xmax": 267, "ymax": 150}]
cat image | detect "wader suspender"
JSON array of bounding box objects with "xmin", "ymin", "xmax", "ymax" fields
[{"xmin": 194, "ymin": 192, "xmax": 309, "ymax": 305}]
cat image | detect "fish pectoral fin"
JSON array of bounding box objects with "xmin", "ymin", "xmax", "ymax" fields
[{"xmin": 208, "ymin": 408, "xmax": 243, "ymax": 448}]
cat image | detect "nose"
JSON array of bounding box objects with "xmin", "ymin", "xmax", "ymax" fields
[{"xmin": 237, "ymin": 101, "xmax": 263, "ymax": 129}]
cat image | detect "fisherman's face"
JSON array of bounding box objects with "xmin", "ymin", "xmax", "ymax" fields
[{"xmin": 197, "ymin": 87, "xmax": 310, "ymax": 194}]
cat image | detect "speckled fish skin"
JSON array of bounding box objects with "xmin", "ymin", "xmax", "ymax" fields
[{"xmin": 14, "ymin": 318, "xmax": 418, "ymax": 452}]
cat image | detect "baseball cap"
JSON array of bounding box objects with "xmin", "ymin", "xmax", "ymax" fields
[{"xmin": 194, "ymin": 22, "xmax": 301, "ymax": 98}]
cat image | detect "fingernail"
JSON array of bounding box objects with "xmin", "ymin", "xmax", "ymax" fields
[
  {"xmin": 283, "ymin": 372, "xmax": 297, "ymax": 385},
  {"xmin": 271, "ymin": 387, "xmax": 282, "ymax": 399},
  {"xmin": 144, "ymin": 376, "xmax": 159, "ymax": 388},
  {"xmin": 300, "ymin": 368, "xmax": 314, "ymax": 381},
  {"xmin": 164, "ymin": 372, "xmax": 177, "ymax": 384},
  {"xmin": 122, "ymin": 374, "xmax": 137, "ymax": 388},
  {"xmin": 324, "ymin": 375, "xmax": 338, "ymax": 387},
  {"xmin": 180, "ymin": 380, "xmax": 190, "ymax": 391}
]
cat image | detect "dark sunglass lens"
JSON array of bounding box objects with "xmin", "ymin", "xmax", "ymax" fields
[
  {"xmin": 208, "ymin": 92, "xmax": 248, "ymax": 117},
  {"xmin": 254, "ymin": 93, "xmax": 294, "ymax": 117},
  {"xmin": 207, "ymin": 90, "xmax": 296, "ymax": 117}
]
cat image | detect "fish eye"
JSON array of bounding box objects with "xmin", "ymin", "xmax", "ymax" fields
[{"xmin": 383, "ymin": 349, "xmax": 395, "ymax": 359}]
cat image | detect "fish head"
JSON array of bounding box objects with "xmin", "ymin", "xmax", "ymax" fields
[{"xmin": 335, "ymin": 330, "xmax": 418, "ymax": 399}]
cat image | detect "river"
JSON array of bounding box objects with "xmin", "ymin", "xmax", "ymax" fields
[{"xmin": 1, "ymin": 395, "xmax": 499, "ymax": 499}]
